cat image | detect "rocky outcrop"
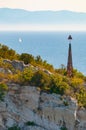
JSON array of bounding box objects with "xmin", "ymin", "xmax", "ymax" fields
[
  {"xmin": 38, "ymin": 93, "xmax": 78, "ymax": 130},
  {"xmin": 3, "ymin": 59, "xmax": 30, "ymax": 71},
  {"xmin": 76, "ymin": 108, "xmax": 86, "ymax": 130},
  {"xmin": 0, "ymin": 85, "xmax": 86, "ymax": 130},
  {"xmin": 3, "ymin": 59, "xmax": 53, "ymax": 75},
  {"xmin": 0, "ymin": 85, "xmax": 60, "ymax": 130}
]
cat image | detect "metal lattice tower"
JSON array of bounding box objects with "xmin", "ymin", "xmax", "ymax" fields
[{"xmin": 67, "ymin": 35, "xmax": 73, "ymax": 77}]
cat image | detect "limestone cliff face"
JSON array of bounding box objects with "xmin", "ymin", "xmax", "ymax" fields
[{"xmin": 0, "ymin": 85, "xmax": 86, "ymax": 130}]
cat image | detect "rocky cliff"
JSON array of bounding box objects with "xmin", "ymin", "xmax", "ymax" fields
[{"xmin": 0, "ymin": 85, "xmax": 86, "ymax": 130}]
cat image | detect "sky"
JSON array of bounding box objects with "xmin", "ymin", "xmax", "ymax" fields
[
  {"xmin": 0, "ymin": 24, "xmax": 86, "ymax": 31},
  {"xmin": 0, "ymin": 0, "xmax": 86, "ymax": 12}
]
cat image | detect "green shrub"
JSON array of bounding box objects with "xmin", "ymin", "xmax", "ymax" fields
[
  {"xmin": 25, "ymin": 121, "xmax": 36, "ymax": 126},
  {"xmin": 0, "ymin": 83, "xmax": 8, "ymax": 91},
  {"xmin": 19, "ymin": 53, "xmax": 34, "ymax": 64},
  {"xmin": 60, "ymin": 126, "xmax": 68, "ymax": 130},
  {"xmin": 8, "ymin": 125, "xmax": 21, "ymax": 130},
  {"xmin": 63, "ymin": 101, "xmax": 69, "ymax": 106},
  {"xmin": 49, "ymin": 75, "xmax": 62, "ymax": 93},
  {"xmin": 0, "ymin": 83, "xmax": 8, "ymax": 101},
  {"xmin": 55, "ymin": 64, "xmax": 67, "ymax": 76},
  {"xmin": 20, "ymin": 67, "xmax": 34, "ymax": 85},
  {"xmin": 50, "ymin": 75, "xmax": 70, "ymax": 95},
  {"xmin": 0, "ymin": 44, "xmax": 18, "ymax": 60},
  {"xmin": 75, "ymin": 87, "xmax": 86, "ymax": 108},
  {"xmin": 31, "ymin": 70, "xmax": 51, "ymax": 89}
]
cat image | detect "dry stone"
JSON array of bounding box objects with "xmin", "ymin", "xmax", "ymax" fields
[{"xmin": 0, "ymin": 85, "xmax": 86, "ymax": 130}]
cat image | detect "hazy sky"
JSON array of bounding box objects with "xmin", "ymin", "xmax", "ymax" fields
[{"xmin": 0, "ymin": 0, "xmax": 86, "ymax": 12}]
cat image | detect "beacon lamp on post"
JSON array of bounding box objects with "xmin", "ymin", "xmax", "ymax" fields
[
  {"xmin": 68, "ymin": 35, "xmax": 72, "ymax": 43},
  {"xmin": 67, "ymin": 35, "xmax": 73, "ymax": 77}
]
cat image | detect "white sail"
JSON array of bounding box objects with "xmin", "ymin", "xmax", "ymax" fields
[{"xmin": 19, "ymin": 38, "xmax": 22, "ymax": 43}]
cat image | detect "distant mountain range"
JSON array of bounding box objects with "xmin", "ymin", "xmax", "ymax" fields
[{"xmin": 0, "ymin": 8, "xmax": 86, "ymax": 25}]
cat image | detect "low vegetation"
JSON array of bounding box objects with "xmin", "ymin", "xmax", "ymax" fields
[
  {"xmin": 25, "ymin": 121, "xmax": 36, "ymax": 126},
  {"xmin": 0, "ymin": 83, "xmax": 8, "ymax": 101},
  {"xmin": 8, "ymin": 125, "xmax": 21, "ymax": 130},
  {"xmin": 60, "ymin": 126, "xmax": 68, "ymax": 130},
  {"xmin": 0, "ymin": 43, "xmax": 86, "ymax": 108}
]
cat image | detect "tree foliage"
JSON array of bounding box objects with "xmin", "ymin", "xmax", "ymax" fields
[
  {"xmin": 19, "ymin": 53, "xmax": 34, "ymax": 64},
  {"xmin": 31, "ymin": 70, "xmax": 51, "ymax": 89},
  {"xmin": 20, "ymin": 67, "xmax": 34, "ymax": 85},
  {"xmin": 0, "ymin": 44, "xmax": 18, "ymax": 60}
]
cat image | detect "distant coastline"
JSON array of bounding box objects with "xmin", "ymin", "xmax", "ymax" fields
[{"xmin": 0, "ymin": 8, "xmax": 86, "ymax": 31}]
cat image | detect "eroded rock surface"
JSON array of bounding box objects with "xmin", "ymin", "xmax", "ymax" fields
[{"xmin": 0, "ymin": 85, "xmax": 86, "ymax": 130}]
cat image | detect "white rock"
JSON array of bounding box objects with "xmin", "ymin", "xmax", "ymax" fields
[{"xmin": 0, "ymin": 85, "xmax": 86, "ymax": 130}]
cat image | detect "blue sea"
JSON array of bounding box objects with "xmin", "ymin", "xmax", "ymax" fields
[{"xmin": 0, "ymin": 31, "xmax": 86, "ymax": 75}]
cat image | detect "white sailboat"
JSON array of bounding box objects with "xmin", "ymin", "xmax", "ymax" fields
[{"xmin": 19, "ymin": 38, "xmax": 22, "ymax": 43}]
